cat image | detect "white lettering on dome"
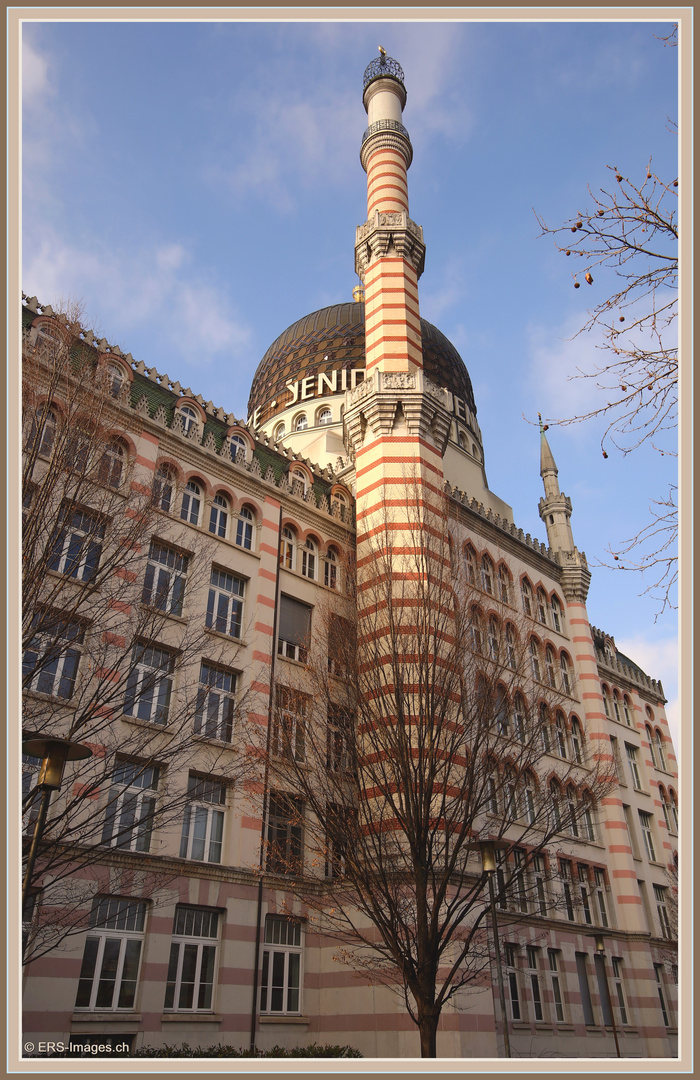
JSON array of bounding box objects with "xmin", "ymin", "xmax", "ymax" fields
[{"xmin": 276, "ymin": 368, "xmax": 365, "ymax": 413}]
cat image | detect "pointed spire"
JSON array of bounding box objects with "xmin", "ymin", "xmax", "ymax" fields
[{"xmin": 538, "ymin": 413, "xmax": 558, "ymax": 477}]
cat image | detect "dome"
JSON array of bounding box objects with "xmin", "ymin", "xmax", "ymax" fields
[{"xmin": 247, "ymin": 302, "xmax": 476, "ymax": 425}]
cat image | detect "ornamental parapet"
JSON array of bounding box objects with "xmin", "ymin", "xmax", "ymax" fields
[
  {"xmin": 355, "ymin": 210, "xmax": 425, "ymax": 277},
  {"xmin": 343, "ymin": 369, "xmax": 451, "ymax": 455}
]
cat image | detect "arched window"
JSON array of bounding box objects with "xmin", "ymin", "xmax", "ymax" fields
[
  {"xmin": 646, "ymin": 725, "xmax": 657, "ymax": 767},
  {"xmin": 505, "ymin": 625, "xmax": 516, "ymax": 669},
  {"xmin": 645, "ymin": 705, "xmax": 654, "ymax": 722},
  {"xmin": 536, "ymin": 589, "xmax": 548, "ymax": 624},
  {"xmin": 539, "ymin": 704, "xmax": 551, "ymax": 753},
  {"xmin": 550, "ymin": 781, "xmax": 562, "ymax": 829},
  {"xmin": 274, "ymin": 421, "xmax": 286, "ymax": 442},
  {"xmin": 280, "ymin": 526, "xmax": 296, "ymax": 570},
  {"xmin": 655, "ymin": 730, "xmax": 667, "ymax": 771},
  {"xmin": 301, "ymin": 538, "xmax": 317, "ymax": 580},
  {"xmin": 481, "ymin": 555, "xmax": 494, "ymax": 595},
  {"xmin": 209, "ymin": 493, "xmax": 229, "ymax": 539},
  {"xmin": 495, "ymin": 687, "xmax": 509, "ymax": 736},
  {"xmin": 106, "ymin": 362, "xmax": 125, "ymax": 398},
  {"xmin": 566, "ymin": 787, "xmax": 579, "ymax": 837},
  {"xmin": 28, "ymin": 405, "xmax": 58, "ymax": 457},
  {"xmin": 530, "ymin": 639, "xmax": 541, "ymax": 682},
  {"xmin": 623, "ymin": 695, "xmax": 632, "ymax": 726},
  {"xmin": 153, "ymin": 465, "xmax": 176, "ymax": 513},
  {"xmin": 545, "ymin": 646, "xmax": 557, "ymax": 688},
  {"xmin": 499, "ymin": 566, "xmax": 511, "ymax": 604},
  {"xmin": 560, "ymin": 654, "xmax": 572, "ymax": 694},
  {"xmin": 236, "ymin": 506, "xmax": 254, "ymax": 550},
  {"xmin": 488, "ymin": 617, "xmax": 499, "ymax": 660},
  {"xmin": 523, "ymin": 773, "xmax": 536, "ymax": 824},
  {"xmin": 555, "ymin": 713, "xmax": 568, "ymax": 758},
  {"xmin": 469, "ymin": 608, "xmax": 483, "ymax": 653},
  {"xmin": 550, "ymin": 595, "xmax": 563, "ymax": 633},
  {"xmin": 612, "ymin": 690, "xmax": 622, "ymax": 724},
  {"xmin": 581, "ymin": 794, "xmax": 596, "ymax": 840},
  {"xmin": 99, "ymin": 440, "xmax": 125, "ymax": 489},
  {"xmin": 332, "ymin": 491, "xmax": 348, "ymax": 517},
  {"xmin": 318, "ymin": 407, "xmax": 333, "ymax": 426},
  {"xmin": 294, "ymin": 414, "xmax": 308, "ymax": 432},
  {"xmin": 324, "ymin": 548, "xmax": 338, "ymax": 590},
  {"xmin": 521, "ymin": 579, "xmax": 533, "ymax": 617},
  {"xmin": 290, "ymin": 467, "xmax": 308, "ymax": 494},
  {"xmin": 602, "ymin": 685, "xmax": 612, "ymax": 719},
  {"xmin": 230, "ymin": 434, "xmax": 248, "ymax": 462},
  {"xmin": 179, "ymin": 405, "xmax": 199, "ymax": 436},
  {"xmin": 181, "ymin": 479, "xmax": 202, "ymax": 525},
  {"xmin": 668, "ymin": 788, "xmax": 678, "ymax": 831},
  {"xmin": 458, "ymin": 431, "xmax": 468, "ymax": 450},
  {"xmin": 465, "ymin": 547, "xmax": 477, "ymax": 586},
  {"xmin": 513, "ymin": 694, "xmax": 526, "ymax": 742},
  {"xmin": 571, "ymin": 717, "xmax": 583, "ymax": 763}
]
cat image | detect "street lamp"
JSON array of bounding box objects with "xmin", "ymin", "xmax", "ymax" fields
[
  {"xmin": 588, "ymin": 932, "xmax": 622, "ymax": 1058},
  {"xmin": 22, "ymin": 734, "xmax": 93, "ymax": 911},
  {"xmin": 467, "ymin": 838, "xmax": 512, "ymax": 1059}
]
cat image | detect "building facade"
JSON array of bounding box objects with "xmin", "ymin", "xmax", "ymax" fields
[{"xmin": 21, "ymin": 55, "xmax": 678, "ymax": 1059}]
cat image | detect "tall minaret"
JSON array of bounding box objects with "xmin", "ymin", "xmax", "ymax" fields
[
  {"xmin": 344, "ymin": 53, "xmax": 452, "ymax": 534},
  {"xmin": 537, "ymin": 416, "xmax": 590, "ymax": 602}
]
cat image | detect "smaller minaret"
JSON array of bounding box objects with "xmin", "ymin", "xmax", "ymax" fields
[{"xmin": 537, "ymin": 416, "xmax": 590, "ymax": 601}]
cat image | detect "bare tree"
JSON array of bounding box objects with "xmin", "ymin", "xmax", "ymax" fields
[
  {"xmin": 258, "ymin": 484, "xmax": 614, "ymax": 1057},
  {"xmin": 21, "ymin": 308, "xmax": 258, "ymax": 963},
  {"xmin": 534, "ymin": 66, "xmax": 678, "ymax": 614}
]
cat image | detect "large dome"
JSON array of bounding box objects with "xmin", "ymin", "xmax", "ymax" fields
[{"xmin": 247, "ymin": 302, "xmax": 476, "ymax": 426}]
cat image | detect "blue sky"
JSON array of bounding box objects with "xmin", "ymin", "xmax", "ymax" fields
[{"xmin": 20, "ymin": 15, "xmax": 680, "ymax": 738}]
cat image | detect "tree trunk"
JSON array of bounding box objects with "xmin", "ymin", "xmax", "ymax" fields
[{"xmin": 418, "ymin": 1010, "xmax": 440, "ymax": 1058}]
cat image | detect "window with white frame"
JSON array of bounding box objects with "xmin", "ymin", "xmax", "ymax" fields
[
  {"xmin": 646, "ymin": 724, "xmax": 658, "ymax": 767},
  {"xmin": 513, "ymin": 694, "xmax": 526, "ymax": 742},
  {"xmin": 206, "ymin": 567, "xmax": 245, "ymax": 639},
  {"xmin": 294, "ymin": 413, "xmax": 308, "ymax": 432},
  {"xmin": 613, "ymin": 691, "xmax": 622, "ymax": 724},
  {"xmin": 611, "ymin": 957, "xmax": 629, "ymax": 1025},
  {"xmin": 577, "ymin": 864, "xmax": 593, "ymax": 924},
  {"xmin": 655, "ymin": 731, "xmax": 667, "ymax": 770},
  {"xmin": 536, "ymin": 589, "xmax": 548, "ymax": 624},
  {"xmin": 560, "ymin": 654, "xmax": 572, "ymax": 694},
  {"xmin": 23, "ymin": 610, "xmax": 84, "ymax": 700},
  {"xmin": 653, "ymin": 885, "xmax": 672, "ymax": 939},
  {"xmin": 318, "ymin": 407, "xmax": 333, "ymax": 425},
  {"xmin": 180, "ymin": 479, "xmax": 203, "ymax": 525},
  {"xmin": 602, "ymin": 686, "xmax": 612, "ymax": 719},
  {"xmin": 532, "ymin": 855, "xmax": 548, "ymax": 916},
  {"xmin": 280, "ymin": 526, "xmax": 296, "ymax": 570},
  {"xmin": 560, "ymin": 859, "xmax": 575, "ymax": 920},
  {"xmin": 503, "ymin": 944, "xmax": 522, "ymax": 1020},
  {"xmin": 654, "ymin": 963, "xmax": 671, "ymax": 1026},
  {"xmin": 266, "ymin": 794, "xmax": 303, "ymax": 874},
  {"xmin": 301, "ymin": 537, "xmax": 317, "ymax": 580},
  {"xmin": 550, "ymin": 595, "xmax": 563, "ymax": 632},
  {"xmin": 99, "ymin": 440, "xmax": 125, "ymax": 489},
  {"xmin": 522, "ymin": 774, "xmax": 536, "ymax": 825},
  {"xmin": 274, "ymin": 421, "xmax": 286, "ymax": 441},
  {"xmin": 101, "ymin": 759, "xmax": 159, "ymax": 852},
  {"xmin": 530, "ymin": 639, "xmax": 541, "ymax": 682},
  {"xmin": 567, "ymin": 787, "xmax": 580, "ymax": 838},
  {"xmin": 47, "ymin": 506, "xmax": 105, "ymax": 583},
  {"xmin": 625, "ymin": 743, "xmax": 642, "ymax": 789},
  {"xmin": 260, "ymin": 915, "xmax": 302, "ymax": 1014},
  {"xmin": 575, "ymin": 952, "xmax": 596, "ymax": 1025},
  {"xmin": 505, "ymin": 625, "xmax": 516, "ymax": 669},
  {"xmin": 526, "ymin": 946, "xmax": 544, "ymax": 1021},
  {"xmin": 325, "ymin": 803, "xmax": 353, "ymax": 879},
  {"xmin": 142, "ymin": 540, "xmax": 189, "ymax": 616},
  {"xmin": 499, "ymin": 565, "xmax": 511, "ymax": 604},
  {"xmin": 486, "ymin": 773, "xmax": 499, "ymax": 815},
  {"xmin": 194, "ymin": 662, "xmax": 236, "ymax": 742},
  {"xmin": 638, "ymin": 810, "xmax": 657, "ymax": 861},
  {"xmin": 488, "ymin": 617, "xmax": 499, "ymax": 660},
  {"xmin": 465, "ymin": 547, "xmax": 477, "ymax": 586},
  {"xmin": 581, "ymin": 795, "xmax": 596, "ymax": 841},
  {"xmin": 540, "ymin": 706, "xmax": 551, "ymax": 754},
  {"xmin": 273, "ymin": 685, "xmax": 309, "ymax": 763},
  {"xmin": 481, "ymin": 555, "xmax": 494, "ymax": 595},
  {"xmin": 164, "ymin": 905, "xmax": 219, "ymax": 1012},
  {"xmin": 236, "ymin": 506, "xmax": 254, "ymax": 550},
  {"xmin": 290, "ymin": 467, "xmax": 308, "ymax": 494},
  {"xmin": 494, "ymin": 687, "xmax": 509, "ymax": 736},
  {"xmin": 178, "ymin": 405, "xmax": 199, "ymax": 436},
  {"xmin": 179, "ymin": 775, "xmax": 226, "ymax": 863},
  {"xmin": 571, "ymin": 717, "xmax": 583, "ymax": 763},
  {"xmin": 521, "ymin": 578, "xmax": 533, "ymax": 616},
  {"xmin": 546, "ymin": 647, "xmax": 557, "ymax": 688},
  {"xmin": 327, "ymin": 703, "xmax": 353, "ymax": 774},
  {"xmin": 512, "ymin": 849, "xmax": 529, "ymax": 913},
  {"xmin": 331, "ymin": 491, "xmax": 348, "ymax": 518},
  {"xmin": 230, "ymin": 433, "xmax": 248, "ymax": 462},
  {"xmin": 74, "ymin": 897, "xmax": 146, "ymax": 1011},
  {"xmin": 209, "ymin": 493, "xmax": 229, "ymax": 539},
  {"xmin": 153, "ymin": 464, "xmax": 176, "ymax": 512},
  {"xmin": 594, "ymin": 867, "xmax": 610, "ymax": 927},
  {"xmin": 554, "ymin": 713, "xmax": 568, "ymax": 758},
  {"xmin": 278, "ymin": 595, "xmax": 311, "ymax": 662},
  {"xmin": 324, "ymin": 547, "xmax": 338, "ymax": 589},
  {"xmin": 622, "ymin": 695, "xmax": 633, "ymax": 726},
  {"xmin": 123, "ymin": 643, "xmax": 175, "ymax": 725},
  {"xmin": 548, "ymin": 949, "xmax": 565, "ymax": 1022},
  {"xmin": 29, "ymin": 405, "xmax": 57, "ymax": 457}
]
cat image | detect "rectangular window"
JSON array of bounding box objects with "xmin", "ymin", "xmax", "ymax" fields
[
  {"xmin": 101, "ymin": 759, "xmax": 159, "ymax": 853},
  {"xmin": 123, "ymin": 642, "xmax": 174, "ymax": 725},
  {"xmin": 654, "ymin": 963, "xmax": 670, "ymax": 1026},
  {"xmin": 503, "ymin": 945, "xmax": 521, "ymax": 1021},
  {"xmin": 639, "ymin": 810, "xmax": 657, "ymax": 861},
  {"xmin": 575, "ymin": 952, "xmax": 595, "ymax": 1026},
  {"xmin": 548, "ymin": 950, "xmax": 565, "ymax": 1022},
  {"xmin": 578, "ymin": 864, "xmax": 593, "ymax": 925},
  {"xmin": 266, "ymin": 794, "xmax": 303, "ymax": 875},
  {"xmin": 623, "ymin": 804, "xmax": 641, "ymax": 858},
  {"xmin": 74, "ymin": 898, "xmax": 146, "ymax": 1011},
  {"xmin": 23, "ymin": 610, "xmax": 85, "ymax": 699},
  {"xmin": 194, "ymin": 662, "xmax": 236, "ymax": 742},
  {"xmin": 533, "ymin": 855, "xmax": 548, "ymax": 917},
  {"xmin": 526, "ymin": 947, "xmax": 544, "ymax": 1021},
  {"xmin": 179, "ymin": 776, "xmax": 226, "ymax": 863},
  {"xmin": 47, "ymin": 506, "xmax": 105, "ymax": 582},
  {"xmin": 273, "ymin": 685, "xmax": 309, "ymax": 763},
  {"xmin": 278, "ymin": 595, "xmax": 311, "ymax": 662},
  {"xmin": 560, "ymin": 860, "xmax": 575, "ymax": 921},
  {"xmin": 513, "ymin": 849, "xmax": 528, "ymax": 913},
  {"xmin": 325, "ymin": 803, "xmax": 353, "ymax": 879},
  {"xmin": 594, "ymin": 868, "xmax": 610, "ymax": 928},
  {"xmin": 625, "ymin": 743, "xmax": 642, "ymax": 789},
  {"xmin": 594, "ymin": 953, "xmax": 613, "ymax": 1026},
  {"xmin": 164, "ymin": 905, "xmax": 219, "ymax": 1012},
  {"xmin": 260, "ymin": 915, "xmax": 302, "ymax": 1014},
  {"xmin": 206, "ymin": 567, "xmax": 245, "ymax": 639},
  {"xmin": 142, "ymin": 540, "xmax": 189, "ymax": 616},
  {"xmin": 327, "ymin": 613, "xmax": 354, "ymax": 677},
  {"xmin": 611, "ymin": 957, "xmax": 629, "ymax": 1025},
  {"xmin": 327, "ymin": 703, "xmax": 353, "ymax": 774},
  {"xmin": 653, "ymin": 884, "xmax": 672, "ymax": 939}
]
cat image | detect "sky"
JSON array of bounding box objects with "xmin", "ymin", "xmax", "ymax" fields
[{"xmin": 19, "ymin": 14, "xmax": 680, "ymax": 742}]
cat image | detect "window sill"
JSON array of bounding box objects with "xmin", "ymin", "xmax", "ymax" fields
[
  {"xmin": 71, "ymin": 1013, "xmax": 141, "ymax": 1023},
  {"xmin": 140, "ymin": 604, "xmax": 189, "ymax": 626},
  {"xmin": 258, "ymin": 1015, "xmax": 309, "ymax": 1025},
  {"xmin": 161, "ymin": 1013, "xmax": 222, "ymax": 1023},
  {"xmin": 205, "ymin": 626, "xmax": 245, "ymax": 647}
]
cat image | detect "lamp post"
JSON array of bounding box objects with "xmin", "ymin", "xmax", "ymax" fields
[
  {"xmin": 22, "ymin": 735, "xmax": 93, "ymax": 911},
  {"xmin": 589, "ymin": 932, "xmax": 621, "ymax": 1058},
  {"xmin": 467, "ymin": 838, "xmax": 512, "ymax": 1059}
]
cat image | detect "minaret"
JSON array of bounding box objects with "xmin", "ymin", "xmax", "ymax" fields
[
  {"xmin": 344, "ymin": 53, "xmax": 452, "ymax": 531},
  {"xmin": 537, "ymin": 417, "xmax": 590, "ymax": 603}
]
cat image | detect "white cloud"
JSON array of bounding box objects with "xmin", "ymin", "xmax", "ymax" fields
[
  {"xmin": 22, "ymin": 34, "xmax": 51, "ymax": 107},
  {"xmin": 614, "ymin": 633, "xmax": 680, "ymax": 748},
  {"xmin": 526, "ymin": 314, "xmax": 613, "ymax": 426}
]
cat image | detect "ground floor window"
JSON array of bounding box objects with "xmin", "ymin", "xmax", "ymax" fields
[
  {"xmin": 164, "ymin": 905, "xmax": 219, "ymax": 1012},
  {"xmin": 260, "ymin": 915, "xmax": 302, "ymax": 1014},
  {"xmin": 74, "ymin": 897, "xmax": 146, "ymax": 1011}
]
